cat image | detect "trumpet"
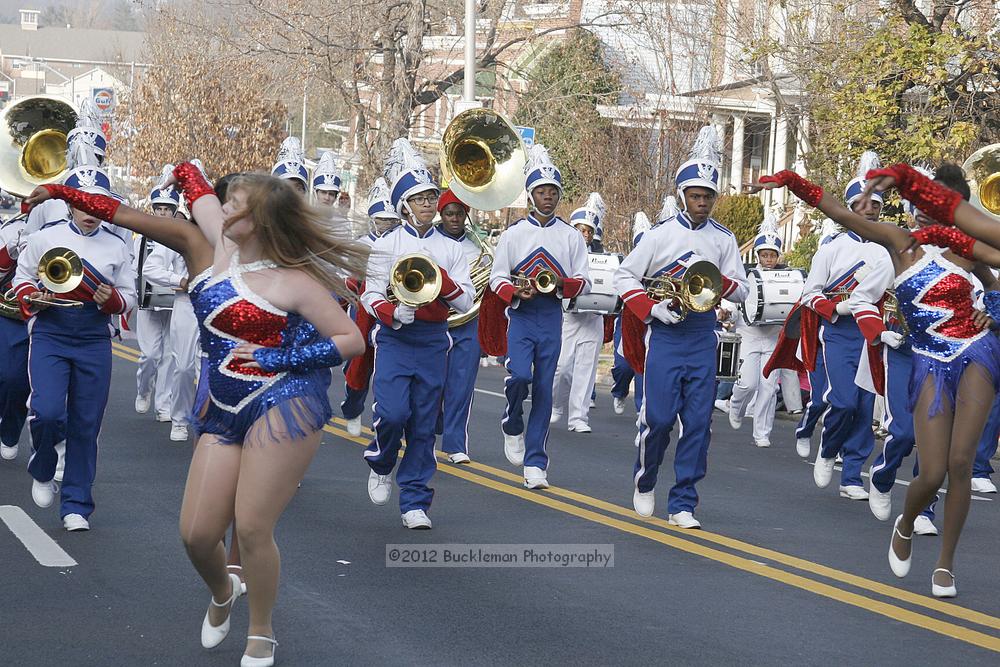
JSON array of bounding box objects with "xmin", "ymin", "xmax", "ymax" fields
[
  {"xmin": 642, "ymin": 260, "xmax": 722, "ymax": 320},
  {"xmin": 882, "ymin": 289, "xmax": 909, "ymax": 336},
  {"xmin": 825, "ymin": 289, "xmax": 852, "ymax": 302},
  {"xmin": 513, "ymin": 269, "xmax": 558, "ymax": 294},
  {"xmin": 388, "ymin": 253, "xmax": 442, "ymax": 308}
]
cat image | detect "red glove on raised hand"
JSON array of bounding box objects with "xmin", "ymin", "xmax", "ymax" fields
[
  {"xmin": 172, "ymin": 162, "xmax": 215, "ymax": 207},
  {"xmin": 866, "ymin": 163, "xmax": 962, "ymax": 226},
  {"xmin": 759, "ymin": 171, "xmax": 823, "ymax": 207},
  {"xmin": 910, "ymin": 225, "xmax": 976, "ymax": 260},
  {"xmin": 42, "ymin": 185, "xmax": 120, "ymax": 221}
]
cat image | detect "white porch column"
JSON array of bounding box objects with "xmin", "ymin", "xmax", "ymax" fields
[
  {"xmin": 730, "ymin": 115, "xmax": 745, "ymax": 194},
  {"xmin": 710, "ymin": 112, "xmax": 728, "ymax": 190}
]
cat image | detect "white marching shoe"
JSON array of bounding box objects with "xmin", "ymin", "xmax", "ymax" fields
[
  {"xmin": 931, "ymin": 569, "xmax": 957, "ymax": 598},
  {"xmin": 668, "ymin": 511, "xmax": 701, "ymax": 529},
  {"xmin": 868, "ymin": 485, "xmax": 892, "ymax": 521},
  {"xmin": 549, "ymin": 410, "xmax": 562, "ymax": 425},
  {"xmin": 523, "ymin": 466, "xmax": 549, "ymax": 490},
  {"xmin": 813, "ymin": 450, "xmax": 835, "ymax": 488},
  {"xmin": 913, "ymin": 515, "xmax": 939, "ymax": 536},
  {"xmin": 633, "ymin": 489, "xmax": 654, "ymax": 518},
  {"xmin": 135, "ymin": 393, "xmax": 151, "ymax": 414},
  {"xmin": 839, "ymin": 485, "xmax": 869, "ymax": 501},
  {"xmin": 568, "ymin": 423, "xmax": 592, "ymax": 433},
  {"xmin": 713, "ymin": 399, "xmax": 728, "ymax": 413},
  {"xmin": 0, "ymin": 443, "xmax": 17, "ymax": 460},
  {"xmin": 367, "ymin": 470, "xmax": 392, "ymax": 506},
  {"xmin": 63, "ymin": 513, "xmax": 90, "ymax": 531},
  {"xmin": 241, "ymin": 636, "xmax": 278, "ymax": 667},
  {"xmin": 31, "ymin": 479, "xmax": 58, "ymax": 508},
  {"xmin": 503, "ymin": 431, "xmax": 525, "ymax": 466},
  {"xmin": 401, "ymin": 509, "xmax": 432, "ymax": 529},
  {"xmin": 155, "ymin": 411, "xmax": 171, "ymax": 423},
  {"xmin": 613, "ymin": 397, "xmax": 626, "ymax": 415},
  {"xmin": 753, "ymin": 438, "xmax": 771, "ymax": 448},
  {"xmin": 170, "ymin": 423, "xmax": 189, "ymax": 442},
  {"xmin": 795, "ymin": 437, "xmax": 811, "ymax": 458},
  {"xmin": 887, "ymin": 515, "xmax": 912, "ymax": 578},
  {"xmin": 345, "ymin": 416, "xmax": 362, "ymax": 437},
  {"xmin": 447, "ymin": 452, "xmax": 471, "ymax": 464},
  {"xmin": 727, "ymin": 403, "xmax": 743, "ymax": 430},
  {"xmin": 201, "ymin": 572, "xmax": 243, "ymax": 649},
  {"xmin": 971, "ymin": 477, "xmax": 997, "ymax": 494}
]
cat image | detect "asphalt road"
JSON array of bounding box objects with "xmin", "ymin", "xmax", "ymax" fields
[{"xmin": 1, "ymin": 342, "xmax": 998, "ymax": 666}]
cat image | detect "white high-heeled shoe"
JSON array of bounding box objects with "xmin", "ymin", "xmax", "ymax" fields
[
  {"xmin": 241, "ymin": 635, "xmax": 278, "ymax": 667},
  {"xmin": 227, "ymin": 565, "xmax": 248, "ymax": 596},
  {"xmin": 200, "ymin": 572, "xmax": 242, "ymax": 649},
  {"xmin": 887, "ymin": 515, "xmax": 912, "ymax": 578},
  {"xmin": 931, "ymin": 568, "xmax": 957, "ymax": 598}
]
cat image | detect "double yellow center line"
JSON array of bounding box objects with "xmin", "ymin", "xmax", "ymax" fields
[{"xmin": 109, "ymin": 344, "xmax": 1000, "ymax": 652}]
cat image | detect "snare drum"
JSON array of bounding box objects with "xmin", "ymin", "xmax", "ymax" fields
[
  {"xmin": 716, "ymin": 331, "xmax": 741, "ymax": 381},
  {"xmin": 563, "ymin": 252, "xmax": 623, "ymax": 315},
  {"xmin": 137, "ymin": 236, "xmax": 175, "ymax": 311},
  {"xmin": 740, "ymin": 268, "xmax": 805, "ymax": 326}
]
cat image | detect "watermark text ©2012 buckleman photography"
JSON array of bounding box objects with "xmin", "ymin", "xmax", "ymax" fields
[{"xmin": 385, "ymin": 544, "xmax": 614, "ymax": 568}]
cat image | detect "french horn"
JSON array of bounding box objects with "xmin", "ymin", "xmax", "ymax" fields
[{"xmin": 388, "ymin": 253, "xmax": 442, "ymax": 308}]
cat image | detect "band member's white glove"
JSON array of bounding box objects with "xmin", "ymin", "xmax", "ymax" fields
[
  {"xmin": 650, "ymin": 300, "xmax": 682, "ymax": 325},
  {"xmin": 394, "ymin": 303, "xmax": 416, "ymax": 325},
  {"xmin": 835, "ymin": 300, "xmax": 852, "ymax": 316},
  {"xmin": 879, "ymin": 331, "xmax": 905, "ymax": 349}
]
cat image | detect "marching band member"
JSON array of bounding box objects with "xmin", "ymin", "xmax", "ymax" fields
[
  {"xmin": 270, "ymin": 137, "xmax": 309, "ymax": 195},
  {"xmin": 340, "ymin": 177, "xmax": 400, "ymax": 436},
  {"xmin": 610, "ymin": 211, "xmax": 653, "ymax": 415},
  {"xmin": 722, "ymin": 211, "xmax": 788, "ymax": 448},
  {"xmin": 435, "ymin": 188, "xmax": 483, "ymax": 462},
  {"xmin": 796, "ymin": 152, "xmax": 888, "ymax": 500},
  {"xmin": 14, "ymin": 165, "xmax": 136, "ymax": 531},
  {"xmin": 489, "ymin": 144, "xmax": 590, "ymax": 489},
  {"xmin": 312, "ymin": 150, "xmax": 341, "ymax": 207},
  {"xmin": 552, "ymin": 192, "xmax": 606, "ymax": 432},
  {"xmin": 0, "ymin": 213, "xmax": 30, "ymax": 461},
  {"xmin": 362, "ymin": 139, "xmax": 474, "ymax": 529},
  {"xmin": 134, "ymin": 184, "xmax": 181, "ymax": 420},
  {"xmin": 793, "ymin": 219, "xmax": 841, "ymax": 457},
  {"xmin": 616, "ymin": 126, "xmax": 748, "ymax": 528},
  {"xmin": 758, "ymin": 160, "xmax": 1000, "ymax": 597},
  {"xmin": 142, "ymin": 189, "xmax": 200, "ymax": 442}
]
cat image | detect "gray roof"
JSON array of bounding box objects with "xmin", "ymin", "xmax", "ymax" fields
[{"xmin": 0, "ymin": 24, "xmax": 146, "ymax": 63}]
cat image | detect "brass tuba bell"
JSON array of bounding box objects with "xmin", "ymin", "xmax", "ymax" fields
[
  {"xmin": 642, "ymin": 260, "xmax": 723, "ymax": 320},
  {"xmin": 963, "ymin": 143, "xmax": 1000, "ymax": 219},
  {"xmin": 0, "ymin": 95, "xmax": 78, "ymax": 197},
  {"xmin": 389, "ymin": 253, "xmax": 442, "ymax": 308},
  {"xmin": 440, "ymin": 108, "xmax": 527, "ymax": 212}
]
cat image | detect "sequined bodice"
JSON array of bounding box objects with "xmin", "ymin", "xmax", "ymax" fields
[
  {"xmin": 189, "ymin": 255, "xmax": 318, "ymax": 413},
  {"xmin": 894, "ymin": 246, "xmax": 987, "ymax": 362}
]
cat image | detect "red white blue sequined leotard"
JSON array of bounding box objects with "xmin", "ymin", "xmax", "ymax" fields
[
  {"xmin": 894, "ymin": 245, "xmax": 1000, "ymax": 413},
  {"xmin": 188, "ymin": 255, "xmax": 332, "ymax": 443}
]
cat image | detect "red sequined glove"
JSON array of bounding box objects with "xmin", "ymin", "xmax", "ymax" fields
[
  {"xmin": 43, "ymin": 184, "xmax": 120, "ymax": 221},
  {"xmin": 866, "ymin": 163, "xmax": 962, "ymax": 226},
  {"xmin": 759, "ymin": 171, "xmax": 823, "ymax": 207},
  {"xmin": 911, "ymin": 225, "xmax": 976, "ymax": 260},
  {"xmin": 172, "ymin": 162, "xmax": 215, "ymax": 207}
]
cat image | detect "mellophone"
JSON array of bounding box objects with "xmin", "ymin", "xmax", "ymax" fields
[{"xmin": 2, "ymin": 246, "xmax": 86, "ymax": 311}]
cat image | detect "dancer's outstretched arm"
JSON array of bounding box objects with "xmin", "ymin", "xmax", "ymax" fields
[
  {"xmin": 752, "ymin": 171, "xmax": 911, "ymax": 254},
  {"xmin": 863, "ymin": 164, "xmax": 1000, "ymax": 248},
  {"xmin": 24, "ymin": 184, "xmax": 215, "ymax": 276}
]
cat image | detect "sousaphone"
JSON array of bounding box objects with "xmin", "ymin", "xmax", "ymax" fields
[{"xmin": 0, "ymin": 95, "xmax": 78, "ymax": 197}]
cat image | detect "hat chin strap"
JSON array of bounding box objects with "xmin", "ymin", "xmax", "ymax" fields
[{"xmin": 529, "ymin": 187, "xmax": 561, "ymax": 216}]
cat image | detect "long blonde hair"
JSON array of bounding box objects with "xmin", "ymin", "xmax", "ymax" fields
[{"xmin": 226, "ymin": 173, "xmax": 369, "ymax": 301}]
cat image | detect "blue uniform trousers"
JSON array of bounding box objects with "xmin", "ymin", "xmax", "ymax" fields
[
  {"xmin": 634, "ymin": 313, "xmax": 716, "ymax": 514},
  {"xmin": 796, "ymin": 348, "xmax": 828, "ymax": 439},
  {"xmin": 869, "ymin": 345, "xmax": 935, "ymax": 520},
  {"xmin": 340, "ymin": 304, "xmax": 370, "ymax": 421},
  {"xmin": 610, "ymin": 315, "xmax": 643, "ymax": 410},
  {"xmin": 364, "ymin": 321, "xmax": 450, "ymax": 513},
  {"xmin": 818, "ymin": 317, "xmax": 875, "ymax": 487},
  {"xmin": 437, "ymin": 318, "xmax": 479, "ymax": 455},
  {"xmin": 974, "ymin": 394, "xmax": 1000, "ymax": 479},
  {"xmin": 502, "ymin": 297, "xmax": 562, "ymax": 470},
  {"xmin": 0, "ymin": 317, "xmax": 30, "ymax": 447},
  {"xmin": 27, "ymin": 325, "xmax": 111, "ymax": 519}
]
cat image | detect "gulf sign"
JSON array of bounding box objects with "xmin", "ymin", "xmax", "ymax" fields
[{"xmin": 92, "ymin": 88, "xmax": 115, "ymax": 113}]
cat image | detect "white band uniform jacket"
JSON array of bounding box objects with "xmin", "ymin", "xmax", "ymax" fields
[{"xmin": 489, "ymin": 215, "xmax": 591, "ymax": 305}]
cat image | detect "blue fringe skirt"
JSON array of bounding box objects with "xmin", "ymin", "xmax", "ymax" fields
[
  {"xmin": 909, "ymin": 334, "xmax": 1000, "ymax": 416},
  {"xmin": 192, "ymin": 368, "xmax": 333, "ymax": 446}
]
